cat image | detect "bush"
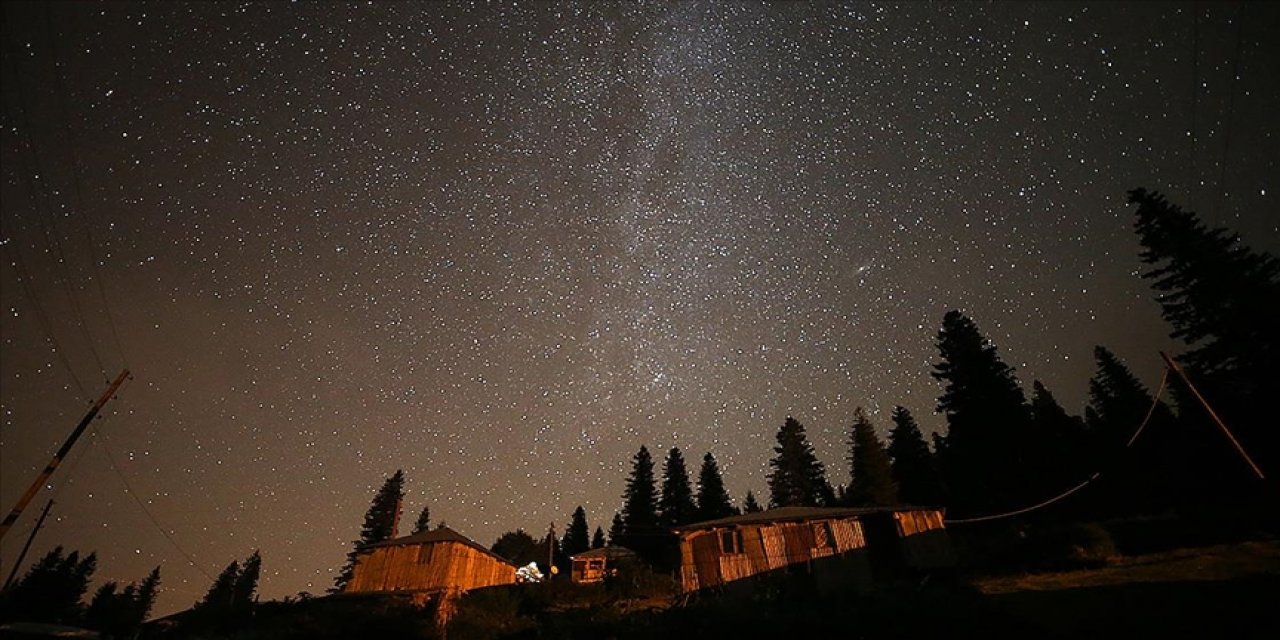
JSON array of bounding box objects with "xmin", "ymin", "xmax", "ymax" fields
[
  {"xmin": 447, "ymin": 586, "xmax": 534, "ymax": 640},
  {"xmin": 1018, "ymin": 523, "xmax": 1119, "ymax": 571},
  {"xmin": 1064, "ymin": 523, "xmax": 1120, "ymax": 567}
]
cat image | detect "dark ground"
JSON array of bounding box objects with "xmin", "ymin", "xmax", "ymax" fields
[{"xmin": 139, "ymin": 540, "xmax": 1280, "ymax": 639}]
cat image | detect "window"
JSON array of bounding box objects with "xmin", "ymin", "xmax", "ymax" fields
[{"xmin": 719, "ymin": 529, "xmax": 745, "ymax": 555}]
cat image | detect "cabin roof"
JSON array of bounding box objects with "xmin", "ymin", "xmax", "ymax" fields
[
  {"xmin": 570, "ymin": 545, "xmax": 637, "ymax": 561},
  {"xmin": 366, "ymin": 526, "xmax": 514, "ymax": 565},
  {"xmin": 672, "ymin": 505, "xmax": 942, "ymax": 532}
]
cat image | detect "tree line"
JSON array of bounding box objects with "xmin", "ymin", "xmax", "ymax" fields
[
  {"xmin": 6, "ymin": 189, "xmax": 1267, "ymax": 629},
  {"xmin": 0, "ymin": 546, "xmax": 160, "ymax": 637},
  {"xmin": 331, "ymin": 188, "xmax": 1277, "ymax": 575}
]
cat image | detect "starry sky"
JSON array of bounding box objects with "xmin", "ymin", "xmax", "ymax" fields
[{"xmin": 2, "ymin": 1, "xmax": 1277, "ymax": 616}]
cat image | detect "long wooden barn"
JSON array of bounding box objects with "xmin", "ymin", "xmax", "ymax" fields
[
  {"xmin": 343, "ymin": 526, "xmax": 517, "ymax": 595},
  {"xmin": 672, "ymin": 506, "xmax": 954, "ymax": 595}
]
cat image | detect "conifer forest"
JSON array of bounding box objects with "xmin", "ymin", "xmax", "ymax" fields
[{"xmin": 2, "ymin": 2, "xmax": 1278, "ymax": 638}]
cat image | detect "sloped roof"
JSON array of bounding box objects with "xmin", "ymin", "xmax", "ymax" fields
[
  {"xmin": 671, "ymin": 505, "xmax": 942, "ymax": 532},
  {"xmin": 570, "ymin": 545, "xmax": 637, "ymax": 561},
  {"xmin": 366, "ymin": 526, "xmax": 514, "ymax": 566}
]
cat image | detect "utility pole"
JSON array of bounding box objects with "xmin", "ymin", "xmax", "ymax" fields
[
  {"xmin": 0, "ymin": 369, "xmax": 130, "ymax": 541},
  {"xmin": 547, "ymin": 522, "xmax": 556, "ymax": 576},
  {"xmin": 2, "ymin": 499, "xmax": 54, "ymax": 590},
  {"xmin": 1159, "ymin": 352, "xmax": 1265, "ymax": 480}
]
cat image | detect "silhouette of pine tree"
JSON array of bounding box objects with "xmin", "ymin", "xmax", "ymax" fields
[
  {"xmin": 412, "ymin": 505, "xmax": 430, "ymax": 534},
  {"xmin": 933, "ymin": 310, "xmax": 1032, "ymax": 514},
  {"xmin": 659, "ymin": 447, "xmax": 697, "ymax": 527},
  {"xmin": 1086, "ymin": 346, "xmax": 1181, "ymax": 516},
  {"xmin": 1130, "ymin": 187, "xmax": 1280, "ymax": 478},
  {"xmin": 3, "ymin": 547, "xmax": 97, "ymax": 624},
  {"xmin": 232, "ymin": 551, "xmax": 261, "ymax": 612},
  {"xmin": 607, "ymin": 512, "xmax": 624, "ymax": 545},
  {"xmin": 742, "ymin": 490, "xmax": 762, "ymax": 513},
  {"xmin": 696, "ymin": 452, "xmax": 737, "ymax": 520},
  {"xmin": 887, "ymin": 406, "xmax": 944, "ymax": 506},
  {"xmin": 332, "ymin": 469, "xmax": 405, "ymax": 592},
  {"xmin": 621, "ymin": 446, "xmax": 660, "ymax": 561},
  {"xmin": 135, "ymin": 566, "xmax": 160, "ymax": 624},
  {"xmin": 562, "ymin": 506, "xmax": 591, "ymax": 558},
  {"xmin": 199, "ymin": 560, "xmax": 240, "ymax": 613},
  {"xmin": 591, "ymin": 526, "xmax": 606, "ymax": 549},
  {"xmin": 1028, "ymin": 381, "xmax": 1090, "ymax": 512},
  {"xmin": 767, "ymin": 417, "xmax": 831, "ymax": 507},
  {"xmin": 86, "ymin": 571, "xmax": 158, "ymax": 639},
  {"xmin": 846, "ymin": 408, "xmax": 898, "ymax": 506},
  {"xmin": 85, "ymin": 582, "xmax": 122, "ymax": 633}
]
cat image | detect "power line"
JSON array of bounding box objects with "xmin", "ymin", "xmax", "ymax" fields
[
  {"xmin": 1188, "ymin": 2, "xmax": 1200, "ymax": 211},
  {"xmin": 1, "ymin": 19, "xmax": 106, "ymax": 387},
  {"xmin": 1, "ymin": 33, "xmax": 88, "ymax": 400},
  {"xmin": 1, "ymin": 239, "xmax": 90, "ymax": 400},
  {"xmin": 945, "ymin": 368, "xmax": 1170, "ymax": 525},
  {"xmin": 95, "ymin": 389, "xmax": 218, "ymax": 583},
  {"xmin": 1213, "ymin": 2, "xmax": 1246, "ymax": 219},
  {"xmin": 42, "ymin": 1, "xmax": 129, "ymax": 370}
]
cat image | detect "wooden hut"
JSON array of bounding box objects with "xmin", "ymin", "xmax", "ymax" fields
[
  {"xmin": 344, "ymin": 526, "xmax": 517, "ymax": 595},
  {"xmin": 672, "ymin": 506, "xmax": 954, "ymax": 594},
  {"xmin": 569, "ymin": 546, "xmax": 637, "ymax": 584}
]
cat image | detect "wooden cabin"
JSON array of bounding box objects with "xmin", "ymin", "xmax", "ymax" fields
[
  {"xmin": 672, "ymin": 506, "xmax": 954, "ymax": 594},
  {"xmin": 569, "ymin": 546, "xmax": 637, "ymax": 584},
  {"xmin": 344, "ymin": 526, "xmax": 517, "ymax": 595}
]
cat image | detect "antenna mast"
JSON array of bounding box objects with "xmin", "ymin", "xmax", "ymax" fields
[{"xmin": 0, "ymin": 369, "xmax": 130, "ymax": 541}]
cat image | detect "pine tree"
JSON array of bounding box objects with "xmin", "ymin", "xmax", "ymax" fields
[
  {"xmin": 562, "ymin": 506, "xmax": 591, "ymax": 558},
  {"xmin": 742, "ymin": 490, "xmax": 762, "ymax": 513},
  {"xmin": 592, "ymin": 527, "xmax": 606, "ymax": 549},
  {"xmin": 2, "ymin": 547, "xmax": 97, "ymax": 624},
  {"xmin": 607, "ymin": 512, "xmax": 625, "ymax": 545},
  {"xmin": 932, "ymin": 310, "xmax": 1033, "ymax": 514},
  {"xmin": 412, "ymin": 505, "xmax": 431, "ymax": 534},
  {"xmin": 1087, "ymin": 347, "xmax": 1175, "ymax": 450},
  {"xmin": 200, "ymin": 561, "xmax": 240, "ymax": 612},
  {"xmin": 135, "ymin": 566, "xmax": 161, "ymax": 623},
  {"xmin": 887, "ymin": 406, "xmax": 945, "ymax": 505},
  {"xmin": 846, "ymin": 408, "xmax": 899, "ymax": 506},
  {"xmin": 621, "ymin": 446, "xmax": 660, "ymax": 542},
  {"xmin": 659, "ymin": 447, "xmax": 697, "ymax": 527},
  {"xmin": 1087, "ymin": 346, "xmax": 1181, "ymax": 516},
  {"xmin": 767, "ymin": 417, "xmax": 830, "ymax": 507},
  {"xmin": 85, "ymin": 582, "xmax": 121, "ymax": 632},
  {"xmin": 696, "ymin": 452, "xmax": 736, "ymax": 520},
  {"xmin": 1130, "ymin": 187, "xmax": 1280, "ymax": 477},
  {"xmin": 1130, "ymin": 188, "xmax": 1280, "ymax": 382},
  {"xmin": 232, "ymin": 551, "xmax": 261, "ymax": 611},
  {"xmin": 83, "ymin": 566, "xmax": 160, "ymax": 637},
  {"xmin": 1028, "ymin": 381, "xmax": 1090, "ymax": 499},
  {"xmin": 333, "ymin": 469, "xmax": 405, "ymax": 591}
]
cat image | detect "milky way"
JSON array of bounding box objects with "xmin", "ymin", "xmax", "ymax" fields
[{"xmin": 2, "ymin": 2, "xmax": 1276, "ymax": 614}]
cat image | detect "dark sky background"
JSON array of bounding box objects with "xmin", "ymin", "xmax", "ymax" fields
[{"xmin": 2, "ymin": 1, "xmax": 1276, "ymax": 615}]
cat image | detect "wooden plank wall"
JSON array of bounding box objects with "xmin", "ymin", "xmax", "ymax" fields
[
  {"xmin": 831, "ymin": 518, "xmax": 866, "ymax": 552},
  {"xmin": 681, "ymin": 516, "xmax": 871, "ymax": 592},
  {"xmin": 346, "ymin": 542, "xmax": 516, "ymax": 593},
  {"xmin": 892, "ymin": 510, "xmax": 955, "ymax": 569}
]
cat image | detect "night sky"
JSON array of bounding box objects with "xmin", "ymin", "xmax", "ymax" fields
[{"xmin": 2, "ymin": 1, "xmax": 1277, "ymax": 615}]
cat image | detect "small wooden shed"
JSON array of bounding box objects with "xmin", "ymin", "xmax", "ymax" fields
[
  {"xmin": 344, "ymin": 526, "xmax": 517, "ymax": 595},
  {"xmin": 672, "ymin": 506, "xmax": 954, "ymax": 594},
  {"xmin": 569, "ymin": 546, "xmax": 637, "ymax": 584}
]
